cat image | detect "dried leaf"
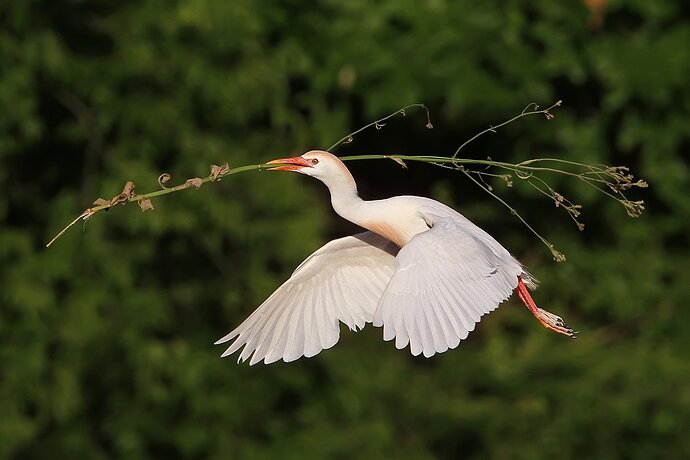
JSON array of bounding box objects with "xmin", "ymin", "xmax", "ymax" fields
[
  {"xmin": 210, "ymin": 162, "xmax": 230, "ymax": 181},
  {"xmin": 93, "ymin": 198, "xmax": 110, "ymax": 207},
  {"xmin": 122, "ymin": 181, "xmax": 135, "ymax": 197},
  {"xmin": 185, "ymin": 177, "xmax": 203, "ymax": 189},
  {"xmin": 158, "ymin": 173, "xmax": 172, "ymax": 189},
  {"xmin": 387, "ymin": 156, "xmax": 408, "ymax": 169},
  {"xmin": 111, "ymin": 181, "xmax": 136, "ymax": 205},
  {"xmin": 138, "ymin": 198, "xmax": 154, "ymax": 212}
]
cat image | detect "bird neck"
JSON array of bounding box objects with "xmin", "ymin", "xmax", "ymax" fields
[
  {"xmin": 314, "ymin": 158, "xmax": 412, "ymax": 247},
  {"xmin": 322, "ymin": 169, "xmax": 365, "ymax": 222}
]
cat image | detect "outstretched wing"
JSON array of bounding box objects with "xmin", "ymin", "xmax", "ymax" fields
[
  {"xmin": 373, "ymin": 210, "xmax": 525, "ymax": 358},
  {"xmin": 216, "ymin": 232, "xmax": 398, "ymax": 365}
]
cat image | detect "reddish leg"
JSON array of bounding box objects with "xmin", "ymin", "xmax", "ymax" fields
[{"xmin": 516, "ymin": 276, "xmax": 576, "ymax": 338}]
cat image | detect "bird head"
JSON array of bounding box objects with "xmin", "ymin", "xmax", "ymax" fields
[{"xmin": 267, "ymin": 150, "xmax": 348, "ymax": 181}]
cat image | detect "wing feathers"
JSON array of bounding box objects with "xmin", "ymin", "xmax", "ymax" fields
[
  {"xmin": 284, "ymin": 300, "xmax": 305, "ymax": 363},
  {"xmin": 420, "ymin": 281, "xmax": 447, "ymax": 355},
  {"xmin": 433, "ymin": 276, "xmax": 468, "ymax": 340},
  {"xmin": 409, "ymin": 300, "xmax": 425, "ymax": 356},
  {"xmin": 331, "ymin": 274, "xmax": 357, "ymax": 330},
  {"xmin": 373, "ymin": 208, "xmax": 524, "ymax": 358},
  {"xmin": 428, "ymin": 285, "xmax": 460, "ymax": 350},
  {"xmin": 302, "ymin": 288, "xmax": 318, "ymax": 358},
  {"xmin": 216, "ymin": 232, "xmax": 397, "ymax": 364},
  {"xmin": 260, "ymin": 289, "xmax": 297, "ymax": 357}
]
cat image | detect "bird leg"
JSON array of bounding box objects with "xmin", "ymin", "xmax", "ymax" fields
[{"xmin": 516, "ymin": 277, "xmax": 576, "ymax": 338}]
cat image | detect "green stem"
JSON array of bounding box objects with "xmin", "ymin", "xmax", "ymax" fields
[
  {"xmin": 340, "ymin": 154, "xmax": 515, "ymax": 169},
  {"xmin": 93, "ymin": 163, "xmax": 274, "ymax": 212},
  {"xmin": 45, "ymin": 100, "xmax": 645, "ymax": 255},
  {"xmin": 327, "ymin": 104, "xmax": 431, "ymax": 151},
  {"xmin": 452, "ymin": 100, "xmax": 562, "ymax": 159},
  {"xmin": 91, "ymin": 154, "xmax": 516, "ymax": 216},
  {"xmin": 45, "ymin": 163, "xmax": 273, "ymax": 247}
]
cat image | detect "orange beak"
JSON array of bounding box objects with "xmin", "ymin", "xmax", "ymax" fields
[{"xmin": 266, "ymin": 156, "xmax": 313, "ymax": 171}]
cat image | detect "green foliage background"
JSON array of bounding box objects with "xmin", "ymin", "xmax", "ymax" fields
[{"xmin": 1, "ymin": 1, "xmax": 689, "ymax": 458}]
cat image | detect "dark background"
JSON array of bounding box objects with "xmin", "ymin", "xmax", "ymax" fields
[{"xmin": 1, "ymin": 1, "xmax": 688, "ymax": 459}]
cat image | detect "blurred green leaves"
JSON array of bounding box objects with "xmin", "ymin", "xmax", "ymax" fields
[{"xmin": 1, "ymin": 0, "xmax": 689, "ymax": 459}]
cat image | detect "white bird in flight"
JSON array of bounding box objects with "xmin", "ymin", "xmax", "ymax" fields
[{"xmin": 216, "ymin": 150, "xmax": 575, "ymax": 365}]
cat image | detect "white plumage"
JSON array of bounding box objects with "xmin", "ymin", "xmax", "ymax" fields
[
  {"xmin": 216, "ymin": 232, "xmax": 397, "ymax": 364},
  {"xmin": 216, "ymin": 150, "xmax": 573, "ymax": 364}
]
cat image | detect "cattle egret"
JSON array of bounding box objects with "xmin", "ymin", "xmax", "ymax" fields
[{"xmin": 216, "ymin": 150, "xmax": 574, "ymax": 364}]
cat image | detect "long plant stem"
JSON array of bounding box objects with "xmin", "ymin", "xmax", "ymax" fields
[{"xmin": 46, "ymin": 101, "xmax": 646, "ymax": 260}]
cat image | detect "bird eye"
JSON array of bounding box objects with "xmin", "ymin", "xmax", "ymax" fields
[{"xmin": 310, "ymin": 158, "xmax": 319, "ymax": 165}]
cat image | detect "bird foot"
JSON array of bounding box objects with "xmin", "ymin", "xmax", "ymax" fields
[
  {"xmin": 516, "ymin": 277, "xmax": 577, "ymax": 338},
  {"xmin": 533, "ymin": 307, "xmax": 577, "ymax": 338}
]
